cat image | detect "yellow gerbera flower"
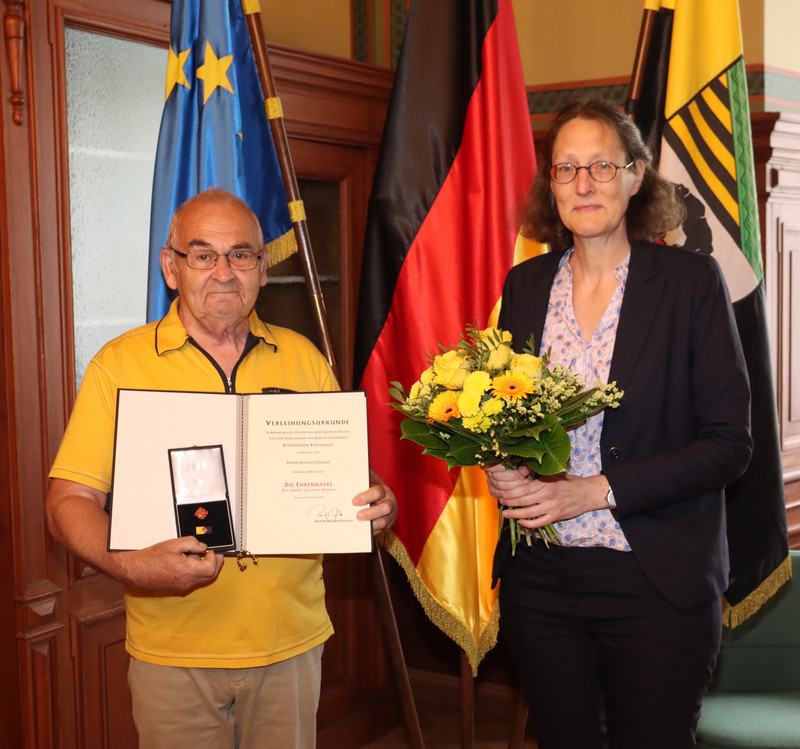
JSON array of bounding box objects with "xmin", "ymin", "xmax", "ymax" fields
[
  {"xmin": 491, "ymin": 372, "xmax": 534, "ymax": 402},
  {"xmin": 428, "ymin": 391, "xmax": 461, "ymax": 422}
]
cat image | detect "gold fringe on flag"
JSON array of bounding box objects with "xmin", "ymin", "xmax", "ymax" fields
[
  {"xmin": 381, "ymin": 530, "xmax": 500, "ymax": 677},
  {"xmin": 265, "ymin": 227, "xmax": 297, "ymax": 268},
  {"xmin": 722, "ymin": 553, "xmax": 793, "ymax": 628}
]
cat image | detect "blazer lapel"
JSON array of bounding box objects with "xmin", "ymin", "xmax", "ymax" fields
[
  {"xmin": 609, "ymin": 242, "xmax": 665, "ymax": 387},
  {"xmin": 529, "ymin": 251, "xmax": 563, "ymax": 356}
]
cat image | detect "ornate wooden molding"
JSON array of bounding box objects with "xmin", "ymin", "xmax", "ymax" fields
[{"xmin": 3, "ymin": 0, "xmax": 25, "ymax": 125}]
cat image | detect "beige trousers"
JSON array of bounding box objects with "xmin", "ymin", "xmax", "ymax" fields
[{"xmin": 127, "ymin": 645, "xmax": 323, "ymax": 749}]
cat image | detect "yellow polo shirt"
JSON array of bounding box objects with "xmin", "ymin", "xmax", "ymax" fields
[{"xmin": 50, "ymin": 299, "xmax": 337, "ymax": 668}]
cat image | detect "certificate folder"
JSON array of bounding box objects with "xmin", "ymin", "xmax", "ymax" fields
[{"xmin": 108, "ymin": 389, "xmax": 372, "ymax": 555}]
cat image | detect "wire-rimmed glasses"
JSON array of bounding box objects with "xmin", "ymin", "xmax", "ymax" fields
[
  {"xmin": 170, "ymin": 247, "xmax": 263, "ymax": 270},
  {"xmin": 550, "ymin": 161, "xmax": 634, "ymax": 184}
]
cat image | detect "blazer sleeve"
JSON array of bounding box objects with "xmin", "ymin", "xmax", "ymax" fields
[{"xmin": 602, "ymin": 250, "xmax": 753, "ymax": 519}]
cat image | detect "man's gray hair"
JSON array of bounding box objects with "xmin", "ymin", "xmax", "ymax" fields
[{"xmin": 165, "ymin": 187, "xmax": 265, "ymax": 250}]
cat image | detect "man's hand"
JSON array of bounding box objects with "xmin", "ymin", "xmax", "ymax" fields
[
  {"xmin": 352, "ymin": 470, "xmax": 397, "ymax": 534},
  {"xmin": 114, "ymin": 536, "xmax": 224, "ymax": 592},
  {"xmin": 46, "ymin": 478, "xmax": 223, "ymax": 593}
]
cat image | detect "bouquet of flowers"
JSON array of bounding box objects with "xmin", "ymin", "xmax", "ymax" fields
[{"xmin": 389, "ymin": 322, "xmax": 623, "ymax": 553}]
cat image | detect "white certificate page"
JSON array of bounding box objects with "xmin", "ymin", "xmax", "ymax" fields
[{"xmin": 242, "ymin": 391, "xmax": 372, "ymax": 554}]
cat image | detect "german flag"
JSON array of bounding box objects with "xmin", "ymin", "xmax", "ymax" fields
[
  {"xmin": 628, "ymin": 0, "xmax": 790, "ymax": 626},
  {"xmin": 353, "ymin": 0, "xmax": 537, "ymax": 672}
]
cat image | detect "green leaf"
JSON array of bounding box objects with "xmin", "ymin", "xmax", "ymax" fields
[
  {"xmin": 446, "ymin": 432, "xmax": 483, "ymax": 466},
  {"xmin": 505, "ymin": 422, "xmax": 550, "ymax": 440},
  {"xmin": 423, "ymin": 446, "xmax": 451, "ymax": 461},
  {"xmin": 530, "ymin": 423, "xmax": 571, "ymax": 474},
  {"xmin": 522, "ymin": 333, "xmax": 538, "ymax": 356},
  {"xmin": 501, "ymin": 440, "xmax": 547, "ymax": 461},
  {"xmin": 400, "ymin": 419, "xmax": 449, "ymax": 450}
]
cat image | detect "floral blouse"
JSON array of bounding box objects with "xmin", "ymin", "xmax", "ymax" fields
[{"xmin": 541, "ymin": 250, "xmax": 631, "ymax": 551}]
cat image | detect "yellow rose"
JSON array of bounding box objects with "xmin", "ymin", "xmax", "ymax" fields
[
  {"xmin": 487, "ymin": 343, "xmax": 513, "ymax": 371},
  {"xmin": 510, "ymin": 353, "xmax": 543, "ymax": 380},
  {"xmin": 432, "ymin": 350, "xmax": 471, "ymax": 389}
]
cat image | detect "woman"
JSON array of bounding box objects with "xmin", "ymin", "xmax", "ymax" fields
[{"xmin": 486, "ymin": 98, "xmax": 752, "ymax": 749}]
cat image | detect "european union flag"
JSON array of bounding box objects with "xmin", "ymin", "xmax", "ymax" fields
[{"xmin": 147, "ymin": 0, "xmax": 295, "ymax": 321}]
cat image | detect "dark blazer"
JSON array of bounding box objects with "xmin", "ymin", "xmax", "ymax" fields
[{"xmin": 494, "ymin": 242, "xmax": 753, "ymax": 609}]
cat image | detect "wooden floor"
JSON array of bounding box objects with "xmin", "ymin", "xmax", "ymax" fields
[{"xmin": 358, "ymin": 669, "xmax": 539, "ymax": 749}]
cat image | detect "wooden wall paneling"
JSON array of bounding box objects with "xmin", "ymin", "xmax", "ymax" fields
[
  {"xmin": 317, "ymin": 554, "xmax": 394, "ymax": 749},
  {"xmin": 754, "ymin": 112, "xmax": 800, "ymax": 547},
  {"xmin": 4, "ymin": 1, "xmax": 167, "ymax": 746},
  {"xmin": 18, "ymin": 629, "xmax": 61, "ymax": 749},
  {"xmin": 275, "ymin": 43, "xmax": 392, "ymax": 387},
  {"xmin": 3, "ymin": 0, "xmax": 75, "ymax": 742},
  {"xmin": 273, "ymin": 43, "xmax": 394, "ymax": 149},
  {"xmin": 780, "ymin": 220, "xmax": 800, "ymax": 542},
  {"xmin": 0, "ymin": 4, "xmax": 23, "ymax": 741},
  {"xmin": 72, "ymin": 602, "xmax": 134, "ymax": 749},
  {"xmin": 284, "ymin": 138, "xmax": 374, "ymax": 387}
]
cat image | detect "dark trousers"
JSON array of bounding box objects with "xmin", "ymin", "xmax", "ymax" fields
[{"xmin": 498, "ymin": 543, "xmax": 721, "ymax": 749}]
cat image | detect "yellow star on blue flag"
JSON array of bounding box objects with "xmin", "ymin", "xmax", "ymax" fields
[
  {"xmin": 196, "ymin": 41, "xmax": 234, "ymax": 103},
  {"xmin": 165, "ymin": 46, "xmax": 191, "ymax": 100}
]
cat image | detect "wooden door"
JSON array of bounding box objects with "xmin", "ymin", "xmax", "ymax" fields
[{"xmin": 0, "ymin": 1, "xmax": 396, "ymax": 745}]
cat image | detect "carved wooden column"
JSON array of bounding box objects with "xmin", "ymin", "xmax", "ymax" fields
[
  {"xmin": 752, "ymin": 112, "xmax": 800, "ymax": 547},
  {"xmin": 3, "ymin": 0, "xmax": 25, "ymax": 124}
]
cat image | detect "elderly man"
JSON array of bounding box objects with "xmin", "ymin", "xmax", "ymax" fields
[{"xmin": 46, "ymin": 187, "xmax": 396, "ymax": 749}]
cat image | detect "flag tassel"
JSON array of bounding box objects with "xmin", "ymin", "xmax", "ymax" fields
[
  {"xmin": 723, "ymin": 554, "xmax": 793, "ymax": 628},
  {"xmin": 382, "ymin": 531, "xmax": 501, "ymax": 677},
  {"xmin": 241, "ymin": 1, "xmax": 338, "ymax": 376}
]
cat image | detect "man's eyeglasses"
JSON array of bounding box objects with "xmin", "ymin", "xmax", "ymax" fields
[
  {"xmin": 171, "ymin": 247, "xmax": 263, "ymax": 271},
  {"xmin": 550, "ymin": 161, "xmax": 635, "ymax": 184}
]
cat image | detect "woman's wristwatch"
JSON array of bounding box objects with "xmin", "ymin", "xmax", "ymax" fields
[{"xmin": 606, "ymin": 485, "xmax": 617, "ymax": 509}]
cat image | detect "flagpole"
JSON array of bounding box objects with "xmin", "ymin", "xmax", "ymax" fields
[
  {"xmin": 241, "ymin": 6, "xmax": 425, "ymax": 747},
  {"xmin": 241, "ymin": 1, "xmax": 338, "ymax": 377},
  {"xmin": 625, "ymin": 4, "xmax": 658, "ymax": 117}
]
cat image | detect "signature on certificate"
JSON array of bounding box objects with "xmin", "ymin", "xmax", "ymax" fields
[{"xmin": 309, "ymin": 504, "xmax": 346, "ymax": 522}]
